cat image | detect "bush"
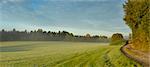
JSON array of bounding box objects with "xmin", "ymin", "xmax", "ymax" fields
[{"xmin": 110, "ymin": 33, "xmax": 125, "ymax": 45}]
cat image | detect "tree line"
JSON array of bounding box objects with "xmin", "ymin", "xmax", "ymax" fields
[{"xmin": 0, "ymin": 29, "xmax": 109, "ymax": 42}]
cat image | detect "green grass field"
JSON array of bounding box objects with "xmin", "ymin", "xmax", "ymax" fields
[{"xmin": 0, "ymin": 41, "xmax": 141, "ymax": 67}]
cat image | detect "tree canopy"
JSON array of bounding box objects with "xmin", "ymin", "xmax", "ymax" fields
[
  {"xmin": 110, "ymin": 33, "xmax": 125, "ymax": 45},
  {"xmin": 111, "ymin": 33, "xmax": 124, "ymax": 42},
  {"xmin": 123, "ymin": 0, "xmax": 150, "ymax": 51}
]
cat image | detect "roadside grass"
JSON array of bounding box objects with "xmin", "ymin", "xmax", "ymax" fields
[{"xmin": 0, "ymin": 41, "xmax": 141, "ymax": 67}]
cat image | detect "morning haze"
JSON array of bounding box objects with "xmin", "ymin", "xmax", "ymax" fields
[{"xmin": 1, "ymin": 0, "xmax": 147, "ymax": 67}]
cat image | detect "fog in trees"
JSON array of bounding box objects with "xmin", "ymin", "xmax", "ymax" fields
[{"xmin": 0, "ymin": 29, "xmax": 109, "ymax": 42}]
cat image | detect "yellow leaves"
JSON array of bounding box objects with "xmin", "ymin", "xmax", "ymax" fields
[{"xmin": 123, "ymin": 0, "xmax": 150, "ymax": 51}]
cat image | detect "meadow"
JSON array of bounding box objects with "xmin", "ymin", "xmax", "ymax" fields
[{"xmin": 0, "ymin": 41, "xmax": 141, "ymax": 67}]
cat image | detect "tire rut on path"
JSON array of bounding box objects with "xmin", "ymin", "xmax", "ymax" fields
[
  {"xmin": 53, "ymin": 49, "xmax": 99, "ymax": 67},
  {"xmin": 54, "ymin": 48, "xmax": 111, "ymax": 67},
  {"xmin": 77, "ymin": 49, "xmax": 109, "ymax": 67},
  {"xmin": 102, "ymin": 48, "xmax": 114, "ymax": 67}
]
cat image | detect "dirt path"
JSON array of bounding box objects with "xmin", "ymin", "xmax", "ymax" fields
[{"xmin": 121, "ymin": 44, "xmax": 150, "ymax": 67}]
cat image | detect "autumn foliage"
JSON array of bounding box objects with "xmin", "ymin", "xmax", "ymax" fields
[
  {"xmin": 110, "ymin": 33, "xmax": 125, "ymax": 45},
  {"xmin": 123, "ymin": 0, "xmax": 150, "ymax": 51},
  {"xmin": 111, "ymin": 33, "xmax": 124, "ymax": 42}
]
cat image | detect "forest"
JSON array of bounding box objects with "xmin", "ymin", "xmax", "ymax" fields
[{"xmin": 0, "ymin": 29, "xmax": 109, "ymax": 42}]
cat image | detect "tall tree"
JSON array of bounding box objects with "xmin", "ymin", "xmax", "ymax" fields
[{"xmin": 123, "ymin": 0, "xmax": 150, "ymax": 51}]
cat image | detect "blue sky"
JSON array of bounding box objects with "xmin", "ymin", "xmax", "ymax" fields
[{"xmin": 0, "ymin": 0, "xmax": 130, "ymax": 36}]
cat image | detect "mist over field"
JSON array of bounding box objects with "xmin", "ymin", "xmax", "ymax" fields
[
  {"xmin": 0, "ymin": 0, "xmax": 149, "ymax": 67},
  {"xmin": 0, "ymin": 41, "xmax": 140, "ymax": 67}
]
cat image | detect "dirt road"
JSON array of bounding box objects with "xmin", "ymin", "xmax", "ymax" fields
[{"xmin": 121, "ymin": 44, "xmax": 150, "ymax": 67}]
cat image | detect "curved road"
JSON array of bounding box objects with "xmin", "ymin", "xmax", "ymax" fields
[{"xmin": 120, "ymin": 44, "xmax": 150, "ymax": 67}]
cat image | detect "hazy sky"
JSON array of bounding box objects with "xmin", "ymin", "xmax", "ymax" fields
[{"xmin": 0, "ymin": 0, "xmax": 130, "ymax": 36}]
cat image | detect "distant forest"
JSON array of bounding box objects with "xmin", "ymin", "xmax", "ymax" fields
[{"xmin": 0, "ymin": 29, "xmax": 109, "ymax": 42}]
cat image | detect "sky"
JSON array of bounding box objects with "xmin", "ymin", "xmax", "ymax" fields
[{"xmin": 0, "ymin": 0, "xmax": 130, "ymax": 36}]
